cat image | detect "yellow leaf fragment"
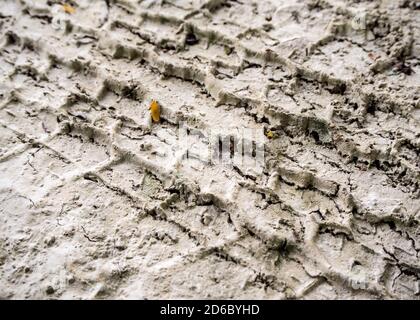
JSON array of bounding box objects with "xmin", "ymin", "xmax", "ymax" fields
[
  {"xmin": 62, "ymin": 4, "xmax": 75, "ymax": 14},
  {"xmin": 266, "ymin": 130, "xmax": 274, "ymax": 139},
  {"xmin": 150, "ymin": 100, "xmax": 160, "ymax": 123}
]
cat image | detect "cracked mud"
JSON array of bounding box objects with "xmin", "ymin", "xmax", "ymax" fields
[{"xmin": 0, "ymin": 0, "xmax": 419, "ymax": 299}]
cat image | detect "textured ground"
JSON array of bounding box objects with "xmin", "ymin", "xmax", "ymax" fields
[{"xmin": 0, "ymin": 0, "xmax": 419, "ymax": 299}]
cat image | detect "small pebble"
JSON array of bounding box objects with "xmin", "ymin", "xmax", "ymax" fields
[
  {"xmin": 185, "ymin": 33, "xmax": 199, "ymax": 46},
  {"xmin": 46, "ymin": 286, "xmax": 55, "ymax": 295}
]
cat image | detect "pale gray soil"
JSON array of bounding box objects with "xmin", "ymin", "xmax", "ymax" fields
[{"xmin": 0, "ymin": 0, "xmax": 419, "ymax": 299}]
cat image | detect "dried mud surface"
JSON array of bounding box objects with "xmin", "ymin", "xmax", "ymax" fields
[{"xmin": 0, "ymin": 0, "xmax": 419, "ymax": 299}]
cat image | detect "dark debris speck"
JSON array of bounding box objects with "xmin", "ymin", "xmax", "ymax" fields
[{"xmin": 185, "ymin": 33, "xmax": 199, "ymax": 46}]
